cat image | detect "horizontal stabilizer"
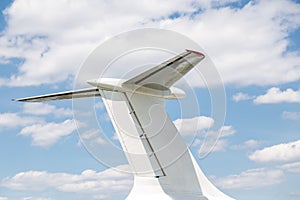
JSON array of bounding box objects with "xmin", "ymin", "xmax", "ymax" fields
[
  {"xmin": 14, "ymin": 87, "xmax": 100, "ymax": 102},
  {"xmin": 123, "ymin": 49, "xmax": 205, "ymax": 90}
]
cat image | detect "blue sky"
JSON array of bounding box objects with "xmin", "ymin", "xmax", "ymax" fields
[{"xmin": 1, "ymin": 0, "xmax": 300, "ymax": 200}]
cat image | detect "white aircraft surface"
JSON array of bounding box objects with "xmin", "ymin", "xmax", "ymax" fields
[{"xmin": 16, "ymin": 50, "xmax": 234, "ymax": 200}]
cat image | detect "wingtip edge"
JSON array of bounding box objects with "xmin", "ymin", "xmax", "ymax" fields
[{"xmin": 186, "ymin": 49, "xmax": 205, "ymax": 57}]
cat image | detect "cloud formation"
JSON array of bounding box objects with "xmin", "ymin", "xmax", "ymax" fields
[
  {"xmin": 231, "ymin": 139, "xmax": 261, "ymax": 150},
  {"xmin": 249, "ymin": 139, "xmax": 300, "ymax": 163},
  {"xmin": 0, "ymin": 166, "xmax": 133, "ymax": 200},
  {"xmin": 0, "ymin": 0, "xmax": 299, "ymax": 87},
  {"xmin": 199, "ymin": 139, "xmax": 229, "ymax": 153},
  {"xmin": 23, "ymin": 102, "xmax": 72, "ymax": 117},
  {"xmin": 254, "ymin": 87, "xmax": 300, "ymax": 104},
  {"xmin": 232, "ymin": 92, "xmax": 254, "ymax": 102},
  {"xmin": 19, "ymin": 119, "xmax": 76, "ymax": 147},
  {"xmin": 215, "ymin": 168, "xmax": 284, "ymax": 190},
  {"xmin": 153, "ymin": 0, "xmax": 300, "ymax": 86},
  {"xmin": 0, "ymin": 113, "xmax": 43, "ymax": 128},
  {"xmin": 174, "ymin": 115, "xmax": 235, "ymax": 153},
  {"xmin": 0, "ymin": 102, "xmax": 75, "ymax": 147},
  {"xmin": 173, "ymin": 116, "xmax": 214, "ymax": 137},
  {"xmin": 279, "ymin": 162, "xmax": 300, "ymax": 173},
  {"xmin": 0, "ymin": 0, "xmax": 198, "ymax": 87}
]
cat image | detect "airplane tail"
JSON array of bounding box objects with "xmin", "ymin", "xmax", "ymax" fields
[{"xmin": 15, "ymin": 50, "xmax": 234, "ymax": 200}]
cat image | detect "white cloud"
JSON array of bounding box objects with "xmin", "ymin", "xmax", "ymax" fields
[
  {"xmin": 0, "ymin": 105, "xmax": 74, "ymax": 146},
  {"xmin": 282, "ymin": 111, "xmax": 300, "ymax": 120},
  {"xmin": 219, "ymin": 125, "xmax": 236, "ymax": 138},
  {"xmin": 249, "ymin": 140, "xmax": 300, "ymax": 163},
  {"xmin": 279, "ymin": 162, "xmax": 300, "ymax": 173},
  {"xmin": 0, "ymin": 0, "xmax": 299, "ymax": 87},
  {"xmin": 22, "ymin": 197, "xmax": 52, "ymax": 200},
  {"xmin": 175, "ymin": 116, "xmax": 235, "ymax": 154},
  {"xmin": 242, "ymin": 139, "xmax": 260, "ymax": 148},
  {"xmin": 0, "ymin": 113, "xmax": 43, "ymax": 128},
  {"xmin": 0, "ymin": 197, "xmax": 8, "ymax": 200},
  {"xmin": 231, "ymin": 139, "xmax": 261, "ymax": 150},
  {"xmin": 254, "ymin": 87, "xmax": 300, "ymax": 104},
  {"xmin": 191, "ymin": 138, "xmax": 202, "ymax": 147},
  {"xmin": 199, "ymin": 139, "xmax": 229, "ymax": 153},
  {"xmin": 232, "ymin": 92, "xmax": 254, "ymax": 102},
  {"xmin": 193, "ymin": 126, "xmax": 235, "ymax": 154},
  {"xmin": 23, "ymin": 103, "xmax": 72, "ymax": 117},
  {"xmin": 163, "ymin": 0, "xmax": 300, "ymax": 86},
  {"xmin": 79, "ymin": 129, "xmax": 107, "ymax": 145},
  {"xmin": 0, "ymin": 103, "xmax": 72, "ymax": 130},
  {"xmin": 214, "ymin": 168, "xmax": 284, "ymax": 190},
  {"xmin": 19, "ymin": 119, "xmax": 76, "ymax": 147},
  {"xmin": 0, "ymin": 0, "xmax": 197, "ymax": 87},
  {"xmin": 0, "ymin": 166, "xmax": 133, "ymax": 200},
  {"xmin": 196, "ymin": 0, "xmax": 239, "ymax": 9},
  {"xmin": 174, "ymin": 116, "xmax": 214, "ymax": 137}
]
